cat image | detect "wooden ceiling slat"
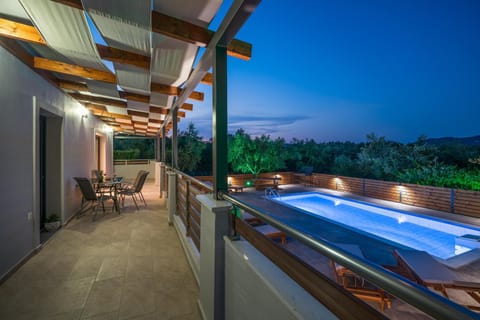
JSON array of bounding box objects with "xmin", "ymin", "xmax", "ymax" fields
[
  {"xmin": 34, "ymin": 57, "xmax": 117, "ymax": 83},
  {"xmin": 70, "ymin": 92, "xmax": 127, "ymax": 108},
  {"xmin": 151, "ymin": 11, "xmax": 251, "ymax": 60},
  {"xmin": 51, "ymin": 0, "xmax": 83, "ymax": 10},
  {"xmin": 201, "ymin": 73, "xmax": 213, "ymax": 85},
  {"xmin": 127, "ymin": 110, "xmax": 150, "ymax": 118},
  {"xmin": 85, "ymin": 103, "xmax": 107, "ymax": 112},
  {"xmin": 150, "ymin": 83, "xmax": 180, "ymax": 96},
  {"xmin": 149, "ymin": 119, "xmax": 164, "ymax": 124},
  {"xmin": 59, "ymin": 80, "xmax": 88, "ymax": 91},
  {"xmin": 149, "ymin": 106, "xmax": 169, "ymax": 115},
  {"xmin": 119, "ymin": 91, "xmax": 149, "ymax": 104},
  {"xmin": 181, "ymin": 103, "xmax": 193, "ymax": 111},
  {"xmin": 180, "ymin": 89, "xmax": 204, "ymax": 102},
  {"xmin": 177, "ymin": 111, "xmax": 186, "ymax": 118}
]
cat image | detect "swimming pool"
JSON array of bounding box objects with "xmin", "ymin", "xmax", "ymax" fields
[{"xmin": 272, "ymin": 192, "xmax": 480, "ymax": 261}]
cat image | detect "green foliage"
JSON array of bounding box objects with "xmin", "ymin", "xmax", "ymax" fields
[
  {"xmin": 177, "ymin": 123, "xmax": 206, "ymax": 172},
  {"xmin": 46, "ymin": 214, "xmax": 60, "ymax": 222},
  {"xmin": 114, "ymin": 137, "xmax": 155, "ymax": 159},
  {"xmin": 228, "ymin": 129, "xmax": 287, "ymax": 175}
]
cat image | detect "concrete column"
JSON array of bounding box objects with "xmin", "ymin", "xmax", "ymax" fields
[
  {"xmin": 154, "ymin": 161, "xmax": 162, "ymax": 186},
  {"xmin": 159, "ymin": 162, "xmax": 166, "ymax": 198},
  {"xmin": 167, "ymin": 171, "xmax": 177, "ymax": 225},
  {"xmin": 197, "ymin": 194, "xmax": 231, "ymax": 320}
]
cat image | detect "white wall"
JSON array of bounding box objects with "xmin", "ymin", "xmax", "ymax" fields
[
  {"xmin": 0, "ymin": 46, "xmax": 113, "ymax": 279},
  {"xmin": 114, "ymin": 161, "xmax": 155, "ymax": 181},
  {"xmin": 225, "ymin": 239, "xmax": 338, "ymax": 320}
]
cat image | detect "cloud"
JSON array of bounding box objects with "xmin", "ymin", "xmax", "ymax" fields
[
  {"xmin": 228, "ymin": 114, "xmax": 308, "ymax": 136},
  {"xmin": 179, "ymin": 113, "xmax": 309, "ymax": 139}
]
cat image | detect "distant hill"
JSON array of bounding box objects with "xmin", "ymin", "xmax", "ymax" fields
[{"xmin": 425, "ymin": 135, "xmax": 480, "ymax": 146}]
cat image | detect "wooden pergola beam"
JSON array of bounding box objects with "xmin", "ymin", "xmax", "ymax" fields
[
  {"xmin": 51, "ymin": 1, "xmax": 252, "ymax": 60},
  {"xmin": 151, "ymin": 11, "xmax": 251, "ymax": 60},
  {"xmin": 58, "ymin": 79, "xmax": 203, "ymax": 106},
  {"xmin": 0, "ymin": 38, "xmax": 59, "ymax": 87},
  {"xmin": 0, "ymin": 18, "xmax": 151, "ymax": 69},
  {"xmin": 70, "ymin": 92, "xmax": 127, "ymax": 108},
  {"xmin": 96, "ymin": 44, "xmax": 150, "ymax": 69},
  {"xmin": 0, "ymin": 18, "xmax": 214, "ymax": 86},
  {"xmin": 34, "ymin": 56, "xmax": 117, "ymax": 83},
  {"xmin": 0, "ymin": 18, "xmax": 46, "ymax": 45}
]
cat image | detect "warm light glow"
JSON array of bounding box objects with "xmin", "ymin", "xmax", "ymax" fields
[
  {"xmin": 104, "ymin": 126, "xmax": 113, "ymax": 133},
  {"xmin": 78, "ymin": 105, "xmax": 89, "ymax": 118},
  {"xmin": 274, "ymin": 174, "xmax": 280, "ymax": 179},
  {"xmin": 228, "ymin": 176, "xmax": 232, "ymax": 185}
]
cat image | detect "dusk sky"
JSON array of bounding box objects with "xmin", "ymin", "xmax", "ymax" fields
[{"xmin": 182, "ymin": 0, "xmax": 480, "ymax": 143}]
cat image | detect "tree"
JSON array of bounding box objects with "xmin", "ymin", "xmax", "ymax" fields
[
  {"xmin": 228, "ymin": 129, "xmax": 287, "ymax": 175},
  {"xmin": 177, "ymin": 123, "xmax": 206, "ymax": 172}
]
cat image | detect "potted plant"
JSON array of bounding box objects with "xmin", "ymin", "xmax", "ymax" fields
[{"xmin": 44, "ymin": 214, "xmax": 61, "ymax": 232}]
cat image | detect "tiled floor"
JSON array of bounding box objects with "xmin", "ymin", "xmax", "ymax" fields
[{"xmin": 0, "ymin": 182, "xmax": 200, "ymax": 320}]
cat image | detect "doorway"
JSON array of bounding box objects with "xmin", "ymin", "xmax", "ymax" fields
[{"xmin": 39, "ymin": 109, "xmax": 62, "ymax": 243}]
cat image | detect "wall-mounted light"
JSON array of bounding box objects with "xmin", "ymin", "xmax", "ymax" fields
[
  {"xmin": 227, "ymin": 176, "xmax": 233, "ymax": 185},
  {"xmin": 398, "ymin": 184, "xmax": 405, "ymax": 202},
  {"xmin": 78, "ymin": 105, "xmax": 89, "ymax": 119}
]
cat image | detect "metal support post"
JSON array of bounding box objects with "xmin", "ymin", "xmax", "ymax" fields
[
  {"xmin": 172, "ymin": 109, "xmax": 178, "ymax": 168},
  {"xmin": 212, "ymin": 45, "xmax": 228, "ymax": 199},
  {"xmin": 161, "ymin": 126, "xmax": 166, "ymax": 163}
]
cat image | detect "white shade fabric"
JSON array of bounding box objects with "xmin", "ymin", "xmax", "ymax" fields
[{"xmin": 20, "ymin": 0, "xmax": 107, "ymax": 71}]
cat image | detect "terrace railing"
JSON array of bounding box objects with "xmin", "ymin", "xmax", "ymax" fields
[
  {"xmin": 221, "ymin": 191, "xmax": 479, "ymax": 320},
  {"xmin": 167, "ymin": 169, "xmax": 479, "ymax": 319},
  {"xmin": 172, "ymin": 168, "xmax": 212, "ymax": 252}
]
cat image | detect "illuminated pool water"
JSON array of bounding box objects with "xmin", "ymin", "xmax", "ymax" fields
[{"xmin": 272, "ymin": 192, "xmax": 480, "ymax": 260}]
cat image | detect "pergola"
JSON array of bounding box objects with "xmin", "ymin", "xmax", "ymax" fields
[{"xmin": 0, "ymin": 0, "xmax": 260, "ymax": 195}]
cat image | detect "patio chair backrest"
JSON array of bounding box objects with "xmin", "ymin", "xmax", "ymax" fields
[
  {"xmin": 134, "ymin": 171, "xmax": 149, "ymax": 193},
  {"xmin": 132, "ymin": 170, "xmax": 145, "ymax": 187},
  {"xmin": 74, "ymin": 177, "xmax": 97, "ymax": 201}
]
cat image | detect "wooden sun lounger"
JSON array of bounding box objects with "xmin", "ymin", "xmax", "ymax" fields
[
  {"xmin": 255, "ymin": 224, "xmax": 286, "ymax": 246},
  {"xmin": 394, "ymin": 249, "xmax": 480, "ymax": 311},
  {"xmin": 242, "ymin": 212, "xmax": 263, "ymax": 226},
  {"xmin": 330, "ymin": 243, "xmax": 392, "ymax": 311}
]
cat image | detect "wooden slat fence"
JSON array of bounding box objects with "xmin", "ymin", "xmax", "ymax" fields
[
  {"xmin": 293, "ymin": 173, "xmax": 479, "ymax": 218},
  {"xmin": 175, "ymin": 174, "xmax": 212, "ymax": 252},
  {"xmin": 195, "ymin": 171, "xmax": 479, "ymax": 218}
]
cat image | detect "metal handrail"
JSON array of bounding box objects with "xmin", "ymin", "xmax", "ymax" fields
[
  {"xmin": 170, "ymin": 168, "xmax": 213, "ymax": 192},
  {"xmin": 220, "ymin": 191, "xmax": 479, "ymax": 320}
]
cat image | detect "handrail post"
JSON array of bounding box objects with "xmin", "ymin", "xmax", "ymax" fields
[
  {"xmin": 186, "ymin": 180, "xmax": 191, "ymax": 236},
  {"xmin": 167, "ymin": 171, "xmax": 177, "ymax": 225}
]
